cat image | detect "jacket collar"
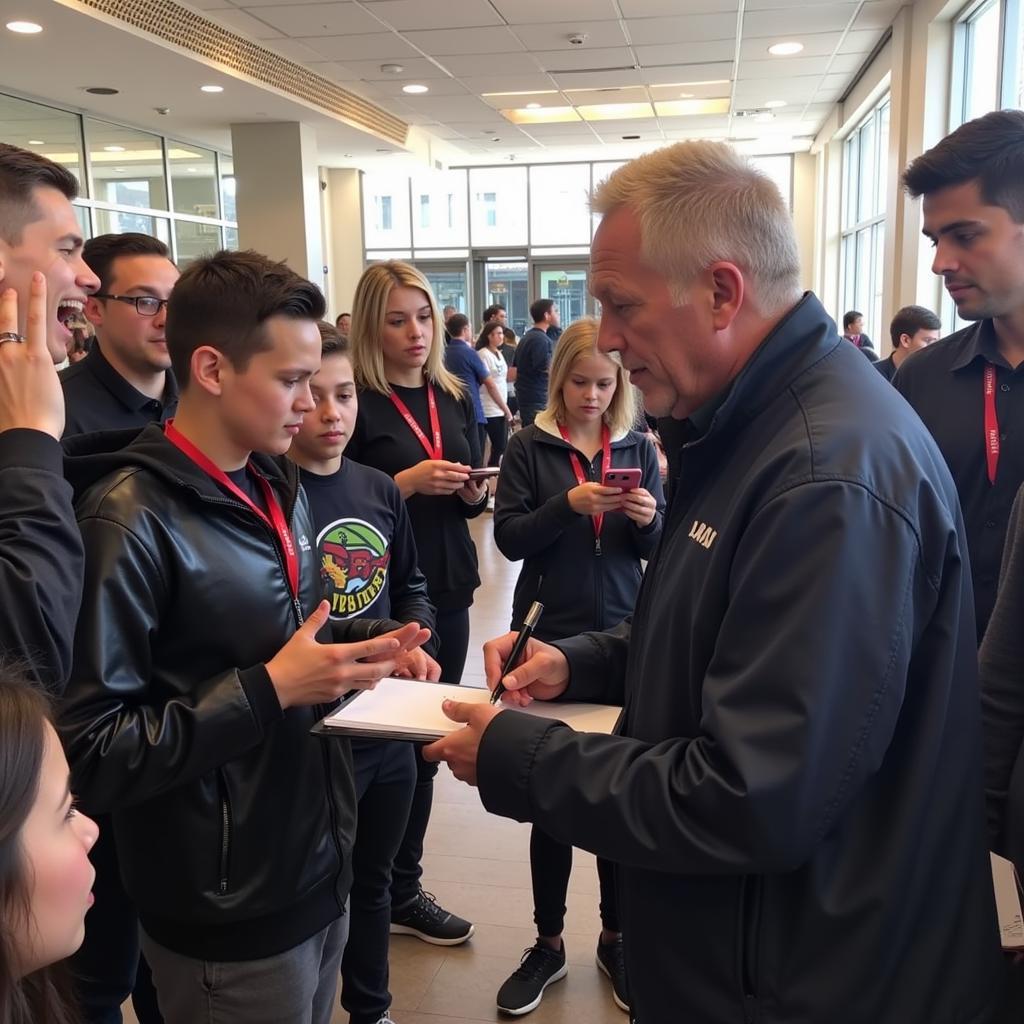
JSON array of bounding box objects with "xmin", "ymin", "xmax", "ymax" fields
[
  {"xmin": 684, "ymin": 292, "xmax": 842, "ymax": 449},
  {"xmin": 534, "ymin": 408, "xmax": 630, "ymax": 445}
]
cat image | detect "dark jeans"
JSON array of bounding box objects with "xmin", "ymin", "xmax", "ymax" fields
[
  {"xmin": 391, "ymin": 605, "xmax": 470, "ymax": 906},
  {"xmin": 520, "ymin": 402, "xmax": 542, "ymax": 428},
  {"xmin": 484, "ymin": 416, "xmax": 508, "ymax": 467},
  {"xmin": 530, "ymin": 826, "xmax": 620, "ymax": 938},
  {"xmin": 341, "ymin": 740, "xmax": 416, "ymax": 1024},
  {"xmin": 71, "ymin": 819, "xmax": 164, "ymax": 1024}
]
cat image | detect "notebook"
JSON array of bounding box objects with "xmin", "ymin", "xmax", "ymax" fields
[{"xmin": 312, "ymin": 677, "xmax": 621, "ymax": 743}]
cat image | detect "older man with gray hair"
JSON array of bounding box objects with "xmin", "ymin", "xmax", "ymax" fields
[{"xmin": 425, "ymin": 141, "xmax": 1000, "ymax": 1023}]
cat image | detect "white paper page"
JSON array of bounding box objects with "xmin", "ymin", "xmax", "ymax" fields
[
  {"xmin": 322, "ymin": 678, "xmax": 620, "ymax": 738},
  {"xmin": 992, "ymin": 851, "xmax": 1024, "ymax": 950}
]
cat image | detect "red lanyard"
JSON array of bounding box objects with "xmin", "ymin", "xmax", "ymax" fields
[
  {"xmin": 389, "ymin": 382, "xmax": 443, "ymax": 460},
  {"xmin": 984, "ymin": 364, "xmax": 1001, "ymax": 485},
  {"xmin": 163, "ymin": 420, "xmax": 299, "ymax": 600},
  {"xmin": 559, "ymin": 422, "xmax": 612, "ymax": 540}
]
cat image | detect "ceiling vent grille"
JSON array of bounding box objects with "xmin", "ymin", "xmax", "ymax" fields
[{"xmin": 70, "ymin": 0, "xmax": 409, "ymax": 146}]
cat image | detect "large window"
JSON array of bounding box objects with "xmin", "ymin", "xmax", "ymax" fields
[
  {"xmin": 840, "ymin": 96, "xmax": 891, "ymax": 347},
  {"xmin": 0, "ymin": 91, "xmax": 236, "ymax": 266},
  {"xmin": 953, "ymin": 0, "xmax": 1002, "ymax": 127}
]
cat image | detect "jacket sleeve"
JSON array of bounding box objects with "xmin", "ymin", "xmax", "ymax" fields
[
  {"xmin": 59, "ymin": 512, "xmax": 286, "ymax": 812},
  {"xmin": 0, "ymin": 429, "xmax": 84, "ymax": 689},
  {"xmin": 458, "ymin": 392, "xmax": 487, "ymax": 514},
  {"xmin": 629, "ymin": 435, "xmax": 665, "ymax": 559},
  {"xmin": 552, "ymin": 618, "xmax": 632, "ymax": 705},
  {"xmin": 493, "ymin": 433, "xmax": 579, "ymax": 560},
  {"xmin": 979, "ymin": 484, "xmax": 1024, "ymax": 854},
  {"xmin": 479, "ymin": 481, "xmax": 926, "ymax": 875}
]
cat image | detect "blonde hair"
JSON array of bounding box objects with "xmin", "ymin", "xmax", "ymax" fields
[
  {"xmin": 592, "ymin": 141, "xmax": 801, "ymax": 315},
  {"xmin": 546, "ymin": 318, "xmax": 636, "ymax": 436},
  {"xmin": 349, "ymin": 261, "xmax": 463, "ymax": 398}
]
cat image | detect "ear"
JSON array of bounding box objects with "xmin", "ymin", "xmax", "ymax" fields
[
  {"xmin": 898, "ymin": 333, "xmax": 912, "ymax": 350},
  {"xmin": 85, "ymin": 296, "xmax": 104, "ymax": 328},
  {"xmin": 706, "ymin": 262, "xmax": 745, "ymax": 331},
  {"xmin": 190, "ymin": 345, "xmax": 229, "ymax": 397}
]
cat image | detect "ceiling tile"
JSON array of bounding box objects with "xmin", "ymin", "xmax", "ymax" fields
[
  {"xmin": 663, "ymin": 126, "xmax": 731, "ymax": 138},
  {"xmin": 732, "ymin": 76, "xmax": 823, "ymax": 104},
  {"xmin": 367, "ymin": 0, "xmax": 503, "ymax": 30},
  {"xmin": 202, "ymin": 6, "xmax": 284, "ymax": 38},
  {"xmin": 564, "ymin": 86, "xmax": 651, "ymax": 104},
  {"xmin": 596, "ymin": 129, "xmax": 665, "ymax": 140},
  {"xmin": 551, "ymin": 68, "xmax": 644, "ymax": 88},
  {"xmin": 648, "ymin": 80, "xmax": 732, "ymax": 98},
  {"xmin": 401, "ymin": 26, "xmax": 527, "ymax": 56},
  {"xmin": 744, "ymin": 0, "xmax": 850, "ymax": 8},
  {"xmin": 855, "ymin": 0, "xmax": 903, "ymax": 30},
  {"xmin": 489, "ymin": 0, "xmax": 620, "ymax": 24},
  {"xmin": 402, "ymin": 96, "xmax": 505, "ymax": 121},
  {"xmin": 739, "ymin": 54, "xmax": 834, "ymax": 77},
  {"xmin": 625, "ymin": 13, "xmax": 738, "ymax": 45},
  {"xmin": 739, "ymin": 31, "xmax": 842, "ymax": 60},
  {"xmin": 372, "ymin": 78, "xmax": 471, "ymax": 97},
  {"xmin": 482, "ymin": 92, "xmax": 568, "ymax": 109},
  {"xmin": 743, "ymin": 3, "xmax": 858, "ymax": 37},
  {"xmin": 634, "ymin": 41, "xmax": 736, "ymax": 65},
  {"xmin": 536, "ymin": 46, "xmax": 636, "ymax": 71},
  {"xmin": 464, "ymin": 74, "xmax": 559, "ymax": 94},
  {"xmin": 829, "ymin": 51, "xmax": 870, "ymax": 73},
  {"xmin": 340, "ymin": 56, "xmax": 449, "ymax": 79},
  {"xmin": 236, "ymin": 1, "xmax": 383, "ymax": 33},
  {"xmin": 514, "ymin": 120, "xmax": 597, "ymax": 135},
  {"xmin": 640, "ymin": 61, "xmax": 734, "ymax": 84},
  {"xmin": 423, "ymin": 125, "xmax": 471, "ymax": 139},
  {"xmin": 298, "ymin": 32, "xmax": 420, "ymax": 60},
  {"xmin": 619, "ymin": 0, "xmax": 738, "ymax": 13},
  {"xmin": 266, "ymin": 38, "xmax": 325, "ymax": 62},
  {"xmin": 838, "ymin": 28, "xmax": 885, "ymax": 53},
  {"xmin": 189, "ymin": 0, "xmax": 238, "ymax": 9},
  {"xmin": 511, "ymin": 21, "xmax": 630, "ymax": 50},
  {"xmin": 448, "ymin": 53, "xmax": 541, "ymax": 76}
]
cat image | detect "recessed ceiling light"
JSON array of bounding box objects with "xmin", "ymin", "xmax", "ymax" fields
[
  {"xmin": 28, "ymin": 139, "xmax": 44, "ymax": 145},
  {"xmin": 765, "ymin": 99, "xmax": 787, "ymax": 108},
  {"xmin": 678, "ymin": 92, "xmax": 694, "ymax": 99},
  {"xmin": 526, "ymin": 102, "xmax": 541, "ymax": 109},
  {"xmin": 104, "ymin": 145, "xmax": 125, "ymax": 152},
  {"xmin": 402, "ymin": 83, "xmax": 428, "ymax": 94},
  {"xmin": 768, "ymin": 41, "xmax": 803, "ymax": 56},
  {"xmin": 200, "ymin": 85, "xmax": 224, "ymax": 93},
  {"xmin": 6, "ymin": 20, "xmax": 42, "ymax": 33},
  {"xmin": 380, "ymin": 64, "xmax": 404, "ymax": 74},
  {"xmin": 85, "ymin": 87, "xmax": 119, "ymax": 95}
]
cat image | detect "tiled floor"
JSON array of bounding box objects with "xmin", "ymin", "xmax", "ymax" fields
[{"xmin": 124, "ymin": 513, "xmax": 625, "ymax": 1024}]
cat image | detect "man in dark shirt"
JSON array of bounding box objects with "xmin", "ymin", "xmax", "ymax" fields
[
  {"xmin": 62, "ymin": 233, "xmax": 179, "ymax": 437},
  {"xmin": 513, "ymin": 299, "xmax": 559, "ymax": 427},
  {"xmin": 894, "ymin": 109, "xmax": 1024, "ymax": 642},
  {"xmin": 444, "ymin": 313, "xmax": 511, "ymax": 453},
  {"xmin": 875, "ymin": 305, "xmax": 941, "ymax": 382},
  {"xmin": 842, "ymin": 310, "xmax": 878, "ymax": 360}
]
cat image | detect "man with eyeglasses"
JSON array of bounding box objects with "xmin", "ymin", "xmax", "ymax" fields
[{"xmin": 61, "ymin": 232, "xmax": 179, "ymax": 437}]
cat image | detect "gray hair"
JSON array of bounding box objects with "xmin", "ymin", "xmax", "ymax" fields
[{"xmin": 592, "ymin": 141, "xmax": 801, "ymax": 315}]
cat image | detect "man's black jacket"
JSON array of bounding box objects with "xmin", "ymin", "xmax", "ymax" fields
[
  {"xmin": 479, "ymin": 294, "xmax": 1000, "ymax": 1024},
  {"xmin": 59, "ymin": 424, "xmax": 401, "ymax": 962}
]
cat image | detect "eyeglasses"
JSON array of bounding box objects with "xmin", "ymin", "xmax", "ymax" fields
[{"xmin": 94, "ymin": 294, "xmax": 169, "ymax": 317}]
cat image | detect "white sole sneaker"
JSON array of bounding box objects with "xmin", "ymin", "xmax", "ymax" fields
[
  {"xmin": 496, "ymin": 962, "xmax": 568, "ymax": 1016},
  {"xmin": 596, "ymin": 951, "xmax": 630, "ymax": 1012},
  {"xmin": 389, "ymin": 921, "xmax": 475, "ymax": 946}
]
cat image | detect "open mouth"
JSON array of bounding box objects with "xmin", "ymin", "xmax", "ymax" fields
[{"xmin": 57, "ymin": 299, "xmax": 88, "ymax": 333}]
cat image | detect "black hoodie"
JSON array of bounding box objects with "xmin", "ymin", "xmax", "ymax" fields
[{"xmin": 59, "ymin": 423, "xmax": 401, "ymax": 962}]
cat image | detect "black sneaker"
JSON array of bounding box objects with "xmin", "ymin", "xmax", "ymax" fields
[
  {"xmin": 596, "ymin": 936, "xmax": 630, "ymax": 1012},
  {"xmin": 389, "ymin": 889, "xmax": 474, "ymax": 945},
  {"xmin": 496, "ymin": 941, "xmax": 568, "ymax": 1015}
]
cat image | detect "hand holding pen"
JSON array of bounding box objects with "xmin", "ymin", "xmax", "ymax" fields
[{"xmin": 490, "ymin": 601, "xmax": 544, "ymax": 704}]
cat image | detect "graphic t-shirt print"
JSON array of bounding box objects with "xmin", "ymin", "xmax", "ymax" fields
[{"xmin": 317, "ymin": 517, "xmax": 391, "ymax": 619}]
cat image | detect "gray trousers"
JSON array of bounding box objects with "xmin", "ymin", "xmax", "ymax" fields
[{"xmin": 140, "ymin": 911, "xmax": 349, "ymax": 1024}]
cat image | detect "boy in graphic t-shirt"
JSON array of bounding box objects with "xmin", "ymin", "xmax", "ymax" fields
[{"xmin": 288, "ymin": 324, "xmax": 440, "ymax": 1024}]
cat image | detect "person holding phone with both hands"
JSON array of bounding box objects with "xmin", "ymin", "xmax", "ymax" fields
[{"xmin": 481, "ymin": 317, "xmax": 664, "ymax": 1015}]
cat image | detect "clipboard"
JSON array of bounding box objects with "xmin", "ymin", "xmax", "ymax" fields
[{"xmin": 311, "ymin": 677, "xmax": 621, "ymax": 743}]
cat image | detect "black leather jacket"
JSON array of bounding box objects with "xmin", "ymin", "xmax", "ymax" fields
[{"xmin": 59, "ymin": 425, "xmax": 400, "ymax": 961}]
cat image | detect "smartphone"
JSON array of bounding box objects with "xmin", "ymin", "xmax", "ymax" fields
[
  {"xmin": 603, "ymin": 468, "xmax": 642, "ymax": 491},
  {"xmin": 467, "ymin": 467, "xmax": 500, "ymax": 480}
]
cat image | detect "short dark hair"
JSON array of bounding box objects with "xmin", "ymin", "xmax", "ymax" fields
[
  {"xmin": 446, "ymin": 313, "xmax": 470, "ymax": 337},
  {"xmin": 82, "ymin": 233, "xmax": 171, "ymax": 293},
  {"xmin": 316, "ymin": 320, "xmax": 351, "ymax": 359},
  {"xmin": 903, "ymin": 109, "xmax": 1024, "ymax": 222},
  {"xmin": 0, "ymin": 143, "xmax": 79, "ymax": 245},
  {"xmin": 167, "ymin": 249, "xmax": 325, "ymax": 389},
  {"xmin": 483, "ymin": 304, "xmax": 505, "ymax": 322},
  {"xmin": 530, "ymin": 298, "xmax": 555, "ymax": 324},
  {"xmin": 890, "ymin": 305, "xmax": 941, "ymax": 347},
  {"xmin": 843, "ymin": 310, "xmax": 863, "ymax": 330}
]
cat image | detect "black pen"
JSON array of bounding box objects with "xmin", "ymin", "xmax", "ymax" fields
[{"xmin": 490, "ymin": 601, "xmax": 544, "ymax": 705}]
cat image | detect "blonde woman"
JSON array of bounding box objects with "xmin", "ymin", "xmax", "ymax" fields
[
  {"xmin": 346, "ymin": 261, "xmax": 484, "ymax": 947},
  {"xmin": 491, "ymin": 318, "xmax": 664, "ymax": 1015}
]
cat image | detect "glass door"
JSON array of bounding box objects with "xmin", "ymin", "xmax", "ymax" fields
[
  {"xmin": 533, "ymin": 262, "xmax": 592, "ymax": 326},
  {"xmin": 416, "ymin": 261, "xmax": 470, "ymax": 318},
  {"xmin": 473, "ymin": 254, "xmax": 530, "ymax": 335}
]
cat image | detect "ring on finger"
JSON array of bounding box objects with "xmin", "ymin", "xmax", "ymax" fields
[{"xmin": 0, "ymin": 331, "xmax": 26, "ymax": 344}]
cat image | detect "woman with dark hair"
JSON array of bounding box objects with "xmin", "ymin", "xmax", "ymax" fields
[
  {"xmin": 475, "ymin": 321, "xmax": 511, "ymax": 468},
  {"xmin": 0, "ymin": 670, "xmax": 99, "ymax": 1023}
]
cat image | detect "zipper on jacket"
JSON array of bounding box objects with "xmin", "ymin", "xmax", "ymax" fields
[
  {"xmin": 738, "ymin": 876, "xmax": 763, "ymax": 1023},
  {"xmin": 217, "ymin": 769, "xmax": 232, "ymax": 895}
]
